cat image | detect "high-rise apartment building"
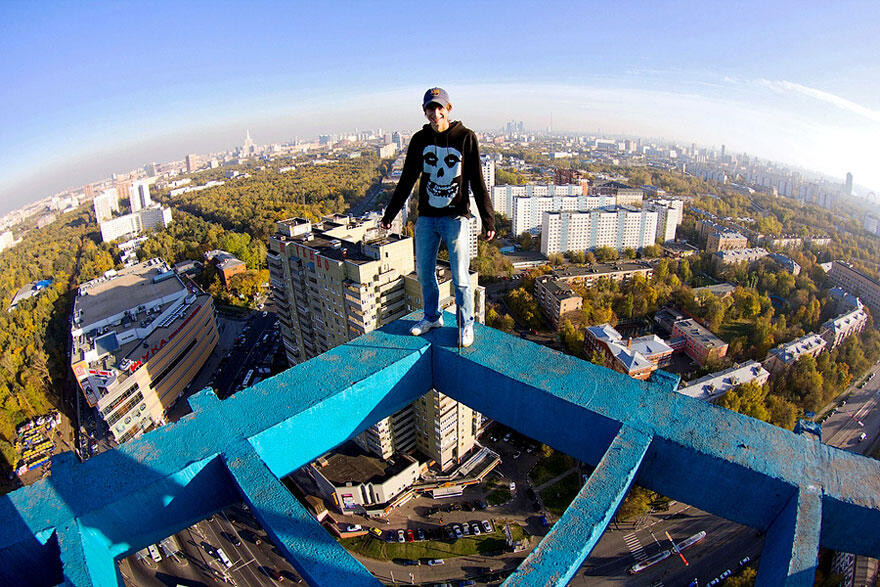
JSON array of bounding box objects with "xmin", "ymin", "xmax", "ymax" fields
[
  {"xmin": 491, "ymin": 184, "xmax": 582, "ymax": 218},
  {"xmin": 541, "ymin": 206, "xmax": 658, "ymax": 255},
  {"xmin": 186, "ymin": 154, "xmax": 200, "ymax": 173},
  {"xmin": 93, "ymin": 189, "xmax": 119, "ymax": 222},
  {"xmin": 592, "ymin": 181, "xmax": 644, "ymax": 206},
  {"xmin": 130, "ymin": 181, "xmax": 152, "ymax": 212},
  {"xmin": 268, "ymin": 216, "xmax": 415, "ymax": 362},
  {"xmin": 643, "ymin": 198, "xmax": 683, "ymax": 243},
  {"xmin": 480, "ymin": 156, "xmax": 495, "ymax": 190},
  {"xmin": 268, "ymin": 215, "xmax": 484, "ymax": 471},
  {"xmin": 846, "ymin": 172, "xmax": 853, "ymax": 196},
  {"xmin": 70, "ymin": 259, "xmax": 218, "ymax": 443},
  {"xmin": 99, "ymin": 206, "xmax": 173, "ymax": 243},
  {"xmin": 512, "ymin": 192, "xmax": 617, "ymax": 236}
]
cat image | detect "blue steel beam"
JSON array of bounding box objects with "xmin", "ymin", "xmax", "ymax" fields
[
  {"xmin": 757, "ymin": 485, "xmax": 822, "ymax": 586},
  {"xmin": 427, "ymin": 313, "xmax": 880, "ymax": 582},
  {"xmin": 506, "ymin": 425, "xmax": 653, "ymax": 586},
  {"xmin": 0, "ymin": 327, "xmax": 429, "ymax": 586},
  {"xmin": 224, "ymin": 441, "xmax": 376, "ymax": 586},
  {"xmin": 2, "ymin": 314, "xmax": 880, "ymax": 585}
]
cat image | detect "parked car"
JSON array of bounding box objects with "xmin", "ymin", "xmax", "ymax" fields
[
  {"xmin": 345, "ymin": 524, "xmax": 362, "ymax": 532},
  {"xmin": 462, "ymin": 523, "xmax": 470, "ymax": 536},
  {"xmin": 397, "ymin": 529, "xmax": 405, "ymax": 543},
  {"xmin": 481, "ymin": 520, "xmax": 492, "ymax": 533},
  {"xmin": 406, "ymin": 529, "xmax": 415, "ymax": 542},
  {"xmin": 453, "ymin": 524, "xmax": 462, "ymax": 538},
  {"xmin": 417, "ymin": 528, "xmax": 425, "ymax": 541},
  {"xmin": 540, "ymin": 515, "xmax": 550, "ymax": 527},
  {"xmin": 471, "ymin": 522, "xmax": 481, "ymax": 535},
  {"xmin": 427, "ymin": 558, "xmax": 445, "ymax": 566},
  {"xmin": 368, "ymin": 527, "xmax": 383, "ymax": 538}
]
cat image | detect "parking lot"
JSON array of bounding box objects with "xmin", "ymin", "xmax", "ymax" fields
[{"xmin": 288, "ymin": 422, "xmax": 567, "ymax": 585}]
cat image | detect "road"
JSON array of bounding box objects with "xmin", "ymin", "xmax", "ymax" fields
[
  {"xmin": 820, "ymin": 363, "xmax": 880, "ymax": 453},
  {"xmin": 577, "ymin": 504, "xmax": 762, "ymax": 586},
  {"xmin": 120, "ymin": 504, "xmax": 306, "ymax": 586}
]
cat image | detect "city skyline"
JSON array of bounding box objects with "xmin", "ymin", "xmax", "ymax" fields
[{"xmin": 2, "ymin": 2, "xmax": 880, "ymax": 214}]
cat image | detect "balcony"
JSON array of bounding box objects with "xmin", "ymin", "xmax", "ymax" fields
[{"xmin": 2, "ymin": 311, "xmax": 880, "ymax": 586}]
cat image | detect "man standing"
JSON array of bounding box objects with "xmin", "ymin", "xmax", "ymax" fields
[{"xmin": 381, "ymin": 87, "xmax": 495, "ymax": 347}]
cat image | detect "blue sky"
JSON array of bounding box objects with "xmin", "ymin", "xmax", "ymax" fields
[{"xmin": 2, "ymin": 1, "xmax": 879, "ymax": 214}]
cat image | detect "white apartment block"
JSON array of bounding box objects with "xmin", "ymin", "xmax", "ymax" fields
[
  {"xmin": 512, "ymin": 193, "xmax": 617, "ymax": 236},
  {"xmin": 0, "ymin": 230, "xmax": 16, "ymax": 253},
  {"xmin": 481, "ymin": 156, "xmax": 495, "ymax": 189},
  {"xmin": 643, "ymin": 198, "xmax": 683, "ymax": 243},
  {"xmin": 541, "ymin": 206, "xmax": 658, "ymax": 255},
  {"xmin": 130, "ymin": 181, "xmax": 152, "ymax": 212},
  {"xmin": 99, "ymin": 206, "xmax": 173, "ymax": 243},
  {"xmin": 93, "ymin": 189, "xmax": 120, "ymax": 222},
  {"xmin": 491, "ymin": 184, "xmax": 583, "ymax": 217}
]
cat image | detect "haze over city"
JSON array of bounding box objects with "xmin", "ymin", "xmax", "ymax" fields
[{"xmin": 2, "ymin": 1, "xmax": 879, "ymax": 215}]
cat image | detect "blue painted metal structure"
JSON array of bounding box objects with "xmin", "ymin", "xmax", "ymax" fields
[{"xmin": 2, "ymin": 312, "xmax": 880, "ymax": 586}]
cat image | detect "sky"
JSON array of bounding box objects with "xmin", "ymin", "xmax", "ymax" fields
[{"xmin": 2, "ymin": 1, "xmax": 880, "ymax": 215}]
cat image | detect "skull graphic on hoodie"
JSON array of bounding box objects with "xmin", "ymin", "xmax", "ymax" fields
[{"xmin": 422, "ymin": 145, "xmax": 462, "ymax": 209}]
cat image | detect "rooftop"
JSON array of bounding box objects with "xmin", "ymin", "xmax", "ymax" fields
[
  {"xmin": 552, "ymin": 261, "xmax": 652, "ymax": 280},
  {"xmin": 315, "ymin": 443, "xmax": 417, "ymax": 485},
  {"xmin": 3, "ymin": 313, "xmax": 880, "ymax": 585},
  {"xmin": 672, "ymin": 318, "xmax": 727, "ymax": 349},
  {"xmin": 768, "ymin": 333, "xmax": 827, "ymax": 364},
  {"xmin": 677, "ymin": 361, "xmax": 770, "ymax": 400},
  {"xmin": 74, "ymin": 260, "xmax": 184, "ymax": 330}
]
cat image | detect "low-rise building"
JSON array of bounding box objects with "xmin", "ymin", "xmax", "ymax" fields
[
  {"xmin": 670, "ymin": 318, "xmax": 728, "ymax": 367},
  {"xmin": 309, "ymin": 446, "xmax": 424, "ymax": 515},
  {"xmin": 204, "ymin": 250, "xmax": 247, "ymax": 288},
  {"xmin": 693, "ymin": 283, "xmax": 736, "ymax": 303},
  {"xmin": 821, "ymin": 303, "xmax": 868, "ymax": 349},
  {"xmin": 70, "ymin": 260, "xmax": 218, "ymax": 444},
  {"xmin": 706, "ymin": 230, "xmax": 749, "ymax": 253},
  {"xmin": 584, "ymin": 324, "xmax": 673, "ymax": 380},
  {"xmin": 769, "ymin": 253, "xmax": 801, "ymax": 275},
  {"xmin": 764, "ymin": 333, "xmax": 827, "ymax": 374},
  {"xmin": 551, "ymin": 261, "xmax": 653, "ymax": 288},
  {"xmin": 713, "ymin": 247, "xmax": 769, "ymax": 267},
  {"xmin": 677, "ymin": 361, "xmax": 770, "ymax": 401},
  {"xmin": 534, "ymin": 276, "xmax": 582, "ymax": 328}
]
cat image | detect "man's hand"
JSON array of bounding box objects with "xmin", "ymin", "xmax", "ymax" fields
[
  {"xmin": 485, "ymin": 230, "xmax": 495, "ymax": 241},
  {"xmin": 380, "ymin": 221, "xmax": 392, "ymax": 230}
]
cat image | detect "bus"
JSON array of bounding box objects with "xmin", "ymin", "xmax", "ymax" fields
[
  {"xmin": 628, "ymin": 549, "xmax": 671, "ymax": 574},
  {"xmin": 674, "ymin": 530, "xmax": 707, "ymax": 552},
  {"xmin": 216, "ymin": 547, "xmax": 233, "ymax": 569}
]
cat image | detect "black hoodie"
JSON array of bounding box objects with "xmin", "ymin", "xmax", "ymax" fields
[{"xmin": 381, "ymin": 121, "xmax": 494, "ymax": 232}]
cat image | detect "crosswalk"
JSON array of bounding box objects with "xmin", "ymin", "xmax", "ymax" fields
[{"xmin": 623, "ymin": 532, "xmax": 647, "ymax": 561}]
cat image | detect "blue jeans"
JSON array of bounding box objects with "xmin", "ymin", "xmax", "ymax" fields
[{"xmin": 415, "ymin": 215, "xmax": 473, "ymax": 329}]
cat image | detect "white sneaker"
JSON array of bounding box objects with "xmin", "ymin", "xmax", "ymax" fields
[
  {"xmin": 410, "ymin": 316, "xmax": 443, "ymax": 336},
  {"xmin": 461, "ymin": 324, "xmax": 474, "ymax": 348}
]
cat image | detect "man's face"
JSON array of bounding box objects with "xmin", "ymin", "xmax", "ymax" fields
[{"xmin": 424, "ymin": 103, "xmax": 450, "ymax": 131}]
